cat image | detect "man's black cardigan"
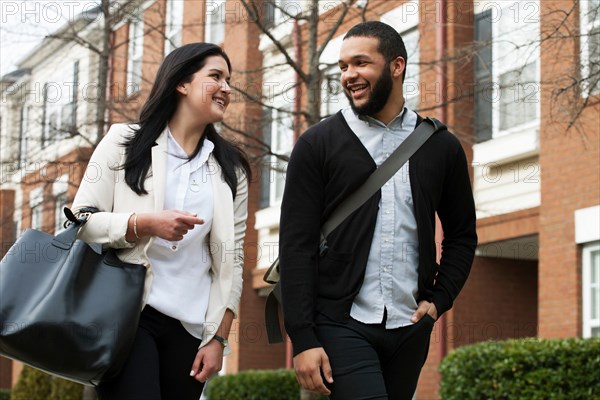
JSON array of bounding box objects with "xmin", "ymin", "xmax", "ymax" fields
[{"xmin": 279, "ymin": 111, "xmax": 477, "ymax": 356}]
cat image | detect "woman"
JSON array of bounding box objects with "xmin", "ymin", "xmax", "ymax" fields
[{"xmin": 71, "ymin": 43, "xmax": 251, "ymax": 399}]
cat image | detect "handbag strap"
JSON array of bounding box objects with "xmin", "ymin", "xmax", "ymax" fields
[
  {"xmin": 320, "ymin": 117, "xmax": 445, "ymax": 246},
  {"xmin": 54, "ymin": 207, "xmax": 100, "ymax": 249}
]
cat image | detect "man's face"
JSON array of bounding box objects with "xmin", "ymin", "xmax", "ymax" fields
[{"xmin": 338, "ymin": 36, "xmax": 393, "ymax": 117}]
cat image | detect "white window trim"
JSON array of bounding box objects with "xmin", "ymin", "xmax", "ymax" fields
[
  {"xmin": 583, "ymin": 241, "xmax": 600, "ymax": 338},
  {"xmin": 20, "ymin": 104, "xmax": 30, "ymax": 164},
  {"xmin": 380, "ymin": 1, "xmax": 420, "ymax": 110},
  {"xmin": 579, "ymin": 0, "xmax": 600, "ymax": 97},
  {"xmin": 127, "ymin": 13, "xmax": 144, "ymax": 96},
  {"xmin": 165, "ymin": 0, "xmax": 184, "ymax": 55},
  {"xmin": 491, "ymin": 1, "xmax": 541, "ymax": 139},
  {"xmin": 53, "ymin": 175, "xmax": 69, "ymax": 234},
  {"xmin": 319, "ymin": 33, "xmax": 348, "ymax": 117},
  {"xmin": 268, "ymin": 104, "xmax": 292, "ymax": 206},
  {"xmin": 29, "ymin": 187, "xmax": 44, "ymax": 230},
  {"xmin": 205, "ymin": 0, "xmax": 225, "ymax": 44}
]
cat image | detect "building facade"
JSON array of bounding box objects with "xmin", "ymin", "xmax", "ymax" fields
[{"xmin": 1, "ymin": 0, "xmax": 598, "ymax": 398}]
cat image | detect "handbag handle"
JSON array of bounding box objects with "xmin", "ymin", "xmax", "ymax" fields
[{"xmin": 52, "ymin": 207, "xmax": 99, "ymax": 250}]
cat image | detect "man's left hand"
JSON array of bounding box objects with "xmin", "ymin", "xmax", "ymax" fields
[{"xmin": 411, "ymin": 301, "xmax": 438, "ymax": 323}]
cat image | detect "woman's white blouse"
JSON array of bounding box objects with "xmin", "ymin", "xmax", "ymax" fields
[{"xmin": 146, "ymin": 132, "xmax": 215, "ymax": 339}]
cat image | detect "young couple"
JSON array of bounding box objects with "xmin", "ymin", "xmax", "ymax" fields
[{"xmin": 73, "ymin": 20, "xmax": 475, "ymax": 400}]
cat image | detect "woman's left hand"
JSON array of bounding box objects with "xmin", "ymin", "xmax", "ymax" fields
[{"xmin": 189, "ymin": 339, "xmax": 224, "ymax": 383}]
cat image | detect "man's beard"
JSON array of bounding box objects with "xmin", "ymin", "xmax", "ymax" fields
[{"xmin": 345, "ymin": 66, "xmax": 393, "ymax": 117}]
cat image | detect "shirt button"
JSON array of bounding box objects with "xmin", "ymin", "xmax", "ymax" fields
[{"xmin": 171, "ymin": 245, "xmax": 177, "ymax": 251}]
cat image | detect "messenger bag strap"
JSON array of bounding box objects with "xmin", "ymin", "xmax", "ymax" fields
[{"xmin": 320, "ymin": 116, "xmax": 445, "ymax": 247}]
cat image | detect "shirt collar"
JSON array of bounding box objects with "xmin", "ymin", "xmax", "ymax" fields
[
  {"xmin": 166, "ymin": 129, "xmax": 214, "ymax": 173},
  {"xmin": 355, "ymin": 105, "xmax": 408, "ymax": 129}
]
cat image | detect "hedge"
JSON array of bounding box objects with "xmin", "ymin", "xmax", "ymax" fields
[
  {"xmin": 205, "ymin": 369, "xmax": 328, "ymax": 400},
  {"xmin": 11, "ymin": 365, "xmax": 84, "ymax": 400},
  {"xmin": 0, "ymin": 389, "xmax": 10, "ymax": 400},
  {"xmin": 439, "ymin": 337, "xmax": 600, "ymax": 400}
]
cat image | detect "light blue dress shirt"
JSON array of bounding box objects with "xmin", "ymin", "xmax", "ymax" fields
[{"xmin": 342, "ymin": 106, "xmax": 420, "ymax": 329}]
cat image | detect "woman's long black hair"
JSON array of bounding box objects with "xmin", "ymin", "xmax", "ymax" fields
[{"xmin": 120, "ymin": 43, "xmax": 251, "ymax": 198}]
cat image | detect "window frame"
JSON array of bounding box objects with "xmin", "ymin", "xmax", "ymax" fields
[
  {"xmin": 204, "ymin": 0, "xmax": 225, "ymax": 45},
  {"xmin": 267, "ymin": 103, "xmax": 293, "ymax": 206},
  {"xmin": 127, "ymin": 12, "xmax": 145, "ymax": 96},
  {"xmin": 165, "ymin": 0, "xmax": 184, "ymax": 55},
  {"xmin": 491, "ymin": 1, "xmax": 541, "ymax": 138},
  {"xmin": 583, "ymin": 241, "xmax": 600, "ymax": 338},
  {"xmin": 579, "ymin": 0, "xmax": 600, "ymax": 96},
  {"xmin": 19, "ymin": 104, "xmax": 29, "ymax": 165},
  {"xmin": 29, "ymin": 187, "xmax": 44, "ymax": 231}
]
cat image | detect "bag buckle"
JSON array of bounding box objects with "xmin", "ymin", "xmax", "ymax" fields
[{"xmin": 319, "ymin": 241, "xmax": 329, "ymax": 256}]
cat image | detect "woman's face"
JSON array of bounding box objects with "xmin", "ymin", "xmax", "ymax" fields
[{"xmin": 177, "ymin": 55, "xmax": 232, "ymax": 124}]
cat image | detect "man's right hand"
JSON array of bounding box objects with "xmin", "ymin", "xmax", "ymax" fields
[{"xmin": 293, "ymin": 347, "xmax": 333, "ymax": 396}]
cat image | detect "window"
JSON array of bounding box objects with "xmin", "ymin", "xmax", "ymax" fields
[
  {"xmin": 268, "ymin": 104, "xmax": 293, "ymax": 206},
  {"xmin": 580, "ymin": 0, "xmax": 600, "ymax": 96},
  {"xmin": 583, "ymin": 241, "xmax": 600, "ymax": 338},
  {"xmin": 68, "ymin": 61, "xmax": 79, "ymax": 134},
  {"xmin": 53, "ymin": 177, "xmax": 69, "ymax": 234},
  {"xmin": 205, "ymin": 0, "xmax": 225, "ymax": 44},
  {"xmin": 54, "ymin": 191, "xmax": 67, "ymax": 233},
  {"xmin": 127, "ymin": 12, "xmax": 144, "ymax": 96},
  {"xmin": 19, "ymin": 104, "xmax": 29, "ymax": 165},
  {"xmin": 42, "ymin": 62, "xmax": 79, "ymax": 142},
  {"xmin": 41, "ymin": 82, "xmax": 49, "ymax": 146},
  {"xmin": 263, "ymin": 0, "xmax": 301, "ymax": 29},
  {"xmin": 498, "ymin": 62, "xmax": 537, "ymax": 131},
  {"xmin": 29, "ymin": 188, "xmax": 43, "ymax": 230},
  {"xmin": 320, "ymin": 69, "xmax": 348, "ymax": 118},
  {"xmin": 474, "ymin": 9, "xmax": 493, "ymax": 142},
  {"xmin": 491, "ymin": 2, "xmax": 540, "ymax": 137},
  {"xmin": 380, "ymin": 2, "xmax": 420, "ymax": 111},
  {"xmin": 402, "ymin": 26, "xmax": 420, "ymax": 111},
  {"xmin": 165, "ymin": 0, "xmax": 184, "ymax": 55}
]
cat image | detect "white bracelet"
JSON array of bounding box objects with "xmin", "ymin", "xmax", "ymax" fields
[{"xmin": 133, "ymin": 213, "xmax": 140, "ymax": 239}]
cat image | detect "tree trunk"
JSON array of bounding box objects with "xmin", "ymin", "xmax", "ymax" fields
[
  {"xmin": 305, "ymin": 0, "xmax": 321, "ymax": 126},
  {"xmin": 94, "ymin": 0, "xmax": 111, "ymax": 145}
]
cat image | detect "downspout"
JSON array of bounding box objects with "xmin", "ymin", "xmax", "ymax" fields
[
  {"xmin": 293, "ymin": 19, "xmax": 303, "ymax": 142},
  {"xmin": 286, "ymin": 18, "xmax": 303, "ymax": 370},
  {"xmin": 435, "ymin": 0, "xmax": 448, "ymax": 385}
]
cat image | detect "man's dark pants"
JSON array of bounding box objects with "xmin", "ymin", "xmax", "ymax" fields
[{"xmin": 316, "ymin": 313, "xmax": 435, "ymax": 400}]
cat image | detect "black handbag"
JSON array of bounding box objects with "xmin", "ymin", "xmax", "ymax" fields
[{"xmin": 0, "ymin": 207, "xmax": 146, "ymax": 386}]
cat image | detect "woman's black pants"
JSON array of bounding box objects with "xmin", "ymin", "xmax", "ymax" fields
[{"xmin": 96, "ymin": 305, "xmax": 205, "ymax": 400}]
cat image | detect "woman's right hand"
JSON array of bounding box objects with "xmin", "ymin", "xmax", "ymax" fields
[{"xmin": 130, "ymin": 210, "xmax": 204, "ymax": 242}]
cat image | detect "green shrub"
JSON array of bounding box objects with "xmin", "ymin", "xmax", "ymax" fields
[
  {"xmin": 439, "ymin": 337, "xmax": 600, "ymax": 400},
  {"xmin": 11, "ymin": 366, "xmax": 51, "ymax": 400},
  {"xmin": 0, "ymin": 389, "xmax": 10, "ymax": 400},
  {"xmin": 205, "ymin": 369, "xmax": 328, "ymax": 400},
  {"xmin": 49, "ymin": 377, "xmax": 84, "ymax": 400},
  {"xmin": 11, "ymin": 366, "xmax": 84, "ymax": 400}
]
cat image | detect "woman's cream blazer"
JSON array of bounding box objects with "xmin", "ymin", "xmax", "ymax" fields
[{"xmin": 71, "ymin": 124, "xmax": 247, "ymax": 349}]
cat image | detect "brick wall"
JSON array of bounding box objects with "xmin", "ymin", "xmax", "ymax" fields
[
  {"xmin": 538, "ymin": 0, "xmax": 600, "ymax": 338},
  {"xmin": 0, "ymin": 189, "xmax": 15, "ymax": 389}
]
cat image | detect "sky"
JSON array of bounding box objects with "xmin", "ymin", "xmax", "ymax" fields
[{"xmin": 0, "ymin": 0, "xmax": 99, "ymax": 77}]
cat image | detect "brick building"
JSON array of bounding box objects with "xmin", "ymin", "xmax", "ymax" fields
[{"xmin": 1, "ymin": 0, "xmax": 598, "ymax": 398}]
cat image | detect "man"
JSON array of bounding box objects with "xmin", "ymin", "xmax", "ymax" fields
[{"xmin": 278, "ymin": 21, "xmax": 477, "ymax": 399}]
